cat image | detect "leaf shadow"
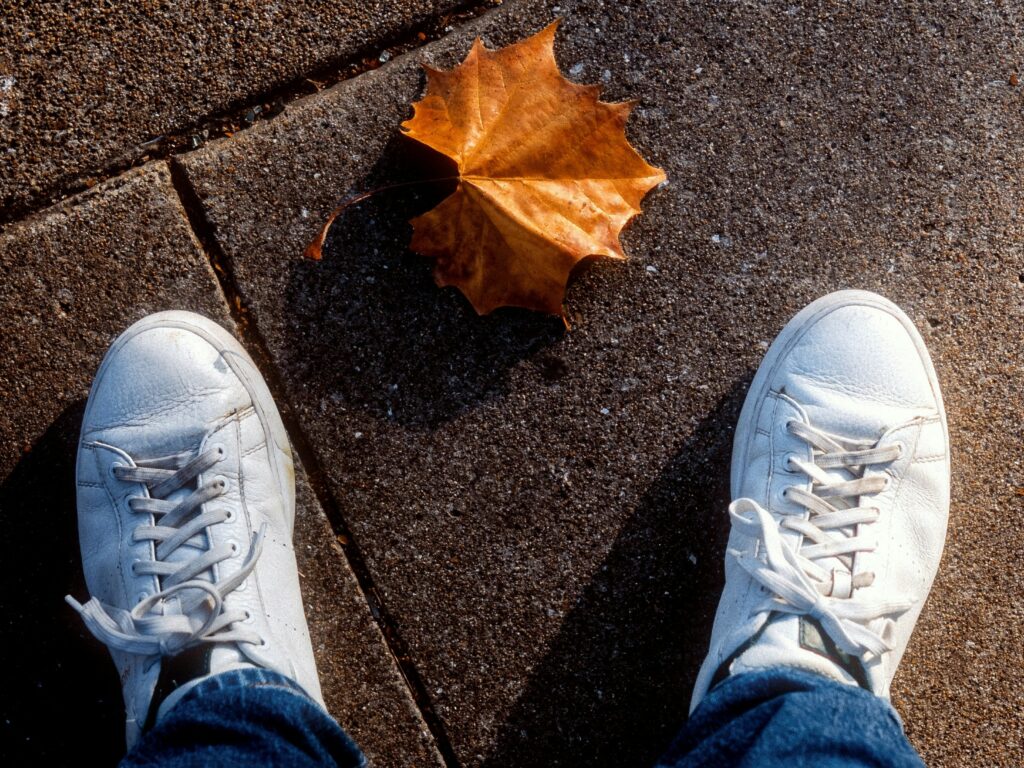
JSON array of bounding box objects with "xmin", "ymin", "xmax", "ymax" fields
[
  {"xmin": 283, "ymin": 134, "xmax": 567, "ymax": 429},
  {"xmin": 480, "ymin": 376, "xmax": 751, "ymax": 767},
  {"xmin": 0, "ymin": 400, "xmax": 125, "ymax": 765}
]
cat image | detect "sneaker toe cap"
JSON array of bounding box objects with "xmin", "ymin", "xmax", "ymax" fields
[
  {"xmin": 81, "ymin": 313, "xmax": 251, "ymax": 456},
  {"xmin": 775, "ymin": 295, "xmax": 942, "ymax": 437}
]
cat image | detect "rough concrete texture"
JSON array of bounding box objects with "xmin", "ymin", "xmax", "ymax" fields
[
  {"xmin": 0, "ymin": 165, "xmax": 440, "ymax": 766},
  {"xmin": 0, "ymin": 0, "xmax": 472, "ymax": 217},
  {"xmin": 293, "ymin": 462, "xmax": 446, "ymax": 768},
  {"xmin": 181, "ymin": 1, "xmax": 1024, "ymax": 766}
]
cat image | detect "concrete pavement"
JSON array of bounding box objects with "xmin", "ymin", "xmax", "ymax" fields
[{"xmin": 2, "ymin": 1, "xmax": 1022, "ymax": 765}]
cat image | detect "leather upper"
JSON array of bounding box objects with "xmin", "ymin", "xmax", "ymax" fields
[
  {"xmin": 75, "ymin": 312, "xmax": 323, "ymax": 745},
  {"xmin": 692, "ymin": 291, "xmax": 950, "ymax": 711}
]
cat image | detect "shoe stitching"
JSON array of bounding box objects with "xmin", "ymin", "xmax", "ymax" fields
[
  {"xmin": 241, "ymin": 441, "xmax": 269, "ymax": 459},
  {"xmin": 231, "ymin": 415, "xmax": 273, "ymax": 643},
  {"xmin": 879, "ymin": 422, "xmax": 921, "ymax": 590},
  {"xmin": 89, "ymin": 442, "xmax": 130, "ymax": 607},
  {"xmin": 907, "ymin": 416, "xmax": 945, "ymax": 461},
  {"xmin": 235, "ymin": 407, "xmax": 269, "ymax": 458},
  {"xmin": 208, "ymin": 417, "xmax": 245, "ymax": 586},
  {"xmin": 222, "ymin": 352, "xmax": 287, "ymax": 497},
  {"xmin": 765, "ymin": 394, "xmax": 778, "ymax": 508},
  {"xmin": 233, "ymin": 419, "xmax": 248, "ymax": 536}
]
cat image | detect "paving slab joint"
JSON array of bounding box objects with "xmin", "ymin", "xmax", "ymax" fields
[
  {"xmin": 0, "ymin": 0, "xmax": 504, "ymax": 231},
  {"xmin": 166, "ymin": 157, "xmax": 462, "ymax": 768}
]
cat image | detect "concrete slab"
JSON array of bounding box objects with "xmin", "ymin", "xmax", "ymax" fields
[
  {"xmin": 180, "ymin": 1, "xmax": 1024, "ymax": 766},
  {"xmin": 294, "ymin": 463, "xmax": 445, "ymax": 768},
  {"xmin": 0, "ymin": 0, "xmax": 476, "ymax": 217},
  {"xmin": 0, "ymin": 165, "xmax": 440, "ymax": 766}
]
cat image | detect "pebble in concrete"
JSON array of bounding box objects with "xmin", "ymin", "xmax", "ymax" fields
[
  {"xmin": 180, "ymin": 1, "xmax": 1024, "ymax": 766},
  {"xmin": 0, "ymin": 163, "xmax": 442, "ymax": 766}
]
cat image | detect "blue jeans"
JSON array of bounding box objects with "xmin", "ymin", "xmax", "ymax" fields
[
  {"xmin": 658, "ymin": 668, "xmax": 925, "ymax": 767},
  {"xmin": 120, "ymin": 669, "xmax": 365, "ymax": 767},
  {"xmin": 122, "ymin": 667, "xmax": 923, "ymax": 767}
]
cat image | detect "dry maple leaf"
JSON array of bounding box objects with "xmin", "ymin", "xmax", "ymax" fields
[
  {"xmin": 306, "ymin": 22, "xmax": 665, "ymax": 319},
  {"xmin": 402, "ymin": 22, "xmax": 665, "ymax": 317}
]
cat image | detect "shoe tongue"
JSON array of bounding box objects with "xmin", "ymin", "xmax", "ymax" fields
[
  {"xmin": 147, "ymin": 645, "xmax": 254, "ymax": 730},
  {"xmin": 804, "ymin": 460, "xmax": 861, "ymax": 593},
  {"xmin": 729, "ymin": 613, "xmax": 868, "ymax": 689},
  {"xmin": 155, "ymin": 486, "xmax": 215, "ymax": 615},
  {"xmin": 149, "ymin": 480, "xmax": 253, "ymax": 690}
]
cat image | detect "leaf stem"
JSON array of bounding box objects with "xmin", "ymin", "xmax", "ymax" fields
[{"xmin": 304, "ymin": 177, "xmax": 460, "ymax": 260}]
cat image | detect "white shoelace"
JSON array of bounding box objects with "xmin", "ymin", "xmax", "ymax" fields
[
  {"xmin": 66, "ymin": 445, "xmax": 265, "ymax": 657},
  {"xmin": 730, "ymin": 419, "xmax": 914, "ymax": 658}
]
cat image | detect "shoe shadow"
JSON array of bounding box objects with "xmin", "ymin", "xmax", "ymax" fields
[
  {"xmin": 481, "ymin": 377, "xmax": 751, "ymax": 768},
  {"xmin": 0, "ymin": 400, "xmax": 124, "ymax": 765},
  {"xmin": 283, "ymin": 134, "xmax": 567, "ymax": 430}
]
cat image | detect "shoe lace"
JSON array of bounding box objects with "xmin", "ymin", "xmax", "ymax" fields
[
  {"xmin": 729, "ymin": 418, "xmax": 914, "ymax": 658},
  {"xmin": 66, "ymin": 445, "xmax": 265, "ymax": 657}
]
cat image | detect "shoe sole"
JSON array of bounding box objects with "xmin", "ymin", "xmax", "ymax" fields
[{"xmin": 730, "ymin": 289, "xmax": 949, "ymax": 500}]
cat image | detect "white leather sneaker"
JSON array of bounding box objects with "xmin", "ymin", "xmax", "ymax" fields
[
  {"xmin": 66, "ymin": 311, "xmax": 324, "ymax": 749},
  {"xmin": 691, "ymin": 290, "xmax": 949, "ymax": 712}
]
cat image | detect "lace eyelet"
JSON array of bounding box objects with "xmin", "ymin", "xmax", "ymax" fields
[
  {"xmin": 243, "ymin": 609, "xmax": 252, "ymax": 622},
  {"xmin": 229, "ymin": 541, "xmax": 239, "ymax": 554},
  {"xmin": 205, "ymin": 443, "xmax": 227, "ymax": 463},
  {"xmin": 777, "ymin": 486, "xmax": 793, "ymax": 506},
  {"xmin": 136, "ymin": 591, "xmax": 149, "ymax": 605},
  {"xmin": 212, "ymin": 475, "xmax": 231, "ymax": 494},
  {"xmin": 783, "ymin": 453, "xmax": 800, "ymax": 473},
  {"xmin": 259, "ymin": 638, "xmax": 269, "ymax": 649},
  {"xmin": 895, "ymin": 442, "xmax": 906, "ymax": 459},
  {"xmin": 224, "ymin": 509, "xmax": 235, "ymax": 522},
  {"xmin": 130, "ymin": 559, "xmax": 140, "ymax": 576},
  {"xmin": 881, "ymin": 476, "xmax": 892, "ymax": 491},
  {"xmin": 109, "ymin": 462, "xmax": 124, "ymax": 480}
]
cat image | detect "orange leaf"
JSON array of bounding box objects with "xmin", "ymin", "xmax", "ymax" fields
[{"xmin": 402, "ymin": 21, "xmax": 665, "ymax": 317}]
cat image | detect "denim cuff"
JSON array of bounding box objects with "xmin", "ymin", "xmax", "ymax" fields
[{"xmin": 179, "ymin": 667, "xmax": 314, "ymax": 709}]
